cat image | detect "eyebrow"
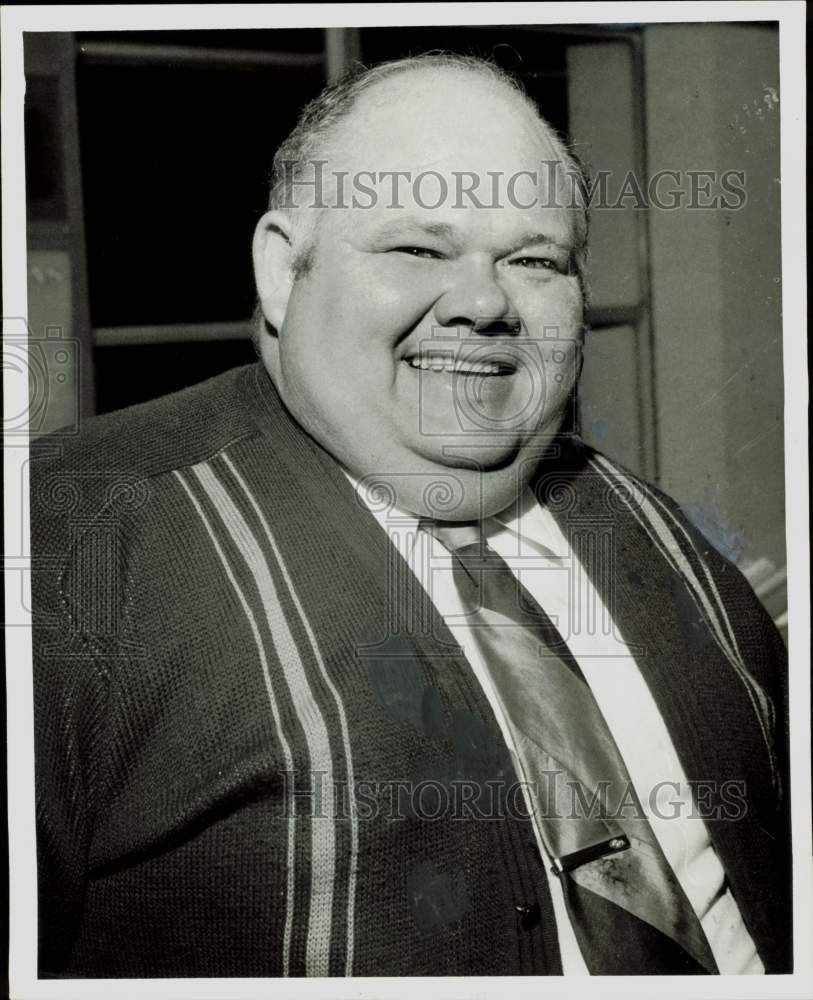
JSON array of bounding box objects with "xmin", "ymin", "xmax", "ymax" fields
[
  {"xmin": 369, "ymin": 217, "xmax": 575, "ymax": 254},
  {"xmin": 507, "ymin": 231, "xmax": 574, "ymax": 253},
  {"xmin": 370, "ymin": 219, "xmax": 458, "ymax": 243}
]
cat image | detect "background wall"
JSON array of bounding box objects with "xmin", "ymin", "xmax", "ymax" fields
[
  {"xmin": 644, "ymin": 25, "xmax": 784, "ymax": 575},
  {"xmin": 23, "ymin": 22, "xmax": 786, "ymax": 628},
  {"xmin": 564, "ymin": 21, "xmax": 785, "ymax": 625}
]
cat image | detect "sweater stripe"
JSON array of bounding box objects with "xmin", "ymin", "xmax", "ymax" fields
[
  {"xmin": 192, "ymin": 460, "xmax": 338, "ymax": 977},
  {"xmin": 633, "ymin": 470, "xmax": 777, "ymax": 743},
  {"xmin": 636, "ymin": 487, "xmax": 754, "ymax": 692},
  {"xmin": 588, "ymin": 454, "xmax": 777, "ymax": 789},
  {"xmin": 220, "ymin": 452, "xmax": 359, "ymax": 976},
  {"xmin": 589, "ymin": 454, "xmax": 738, "ymax": 663},
  {"xmin": 173, "ymin": 469, "xmax": 298, "ymax": 976}
]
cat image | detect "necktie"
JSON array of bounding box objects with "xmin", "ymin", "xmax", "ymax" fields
[{"xmin": 423, "ymin": 519, "xmax": 719, "ymax": 975}]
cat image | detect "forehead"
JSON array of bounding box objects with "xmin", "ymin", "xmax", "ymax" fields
[
  {"xmin": 332, "ymin": 67, "xmax": 561, "ymax": 180},
  {"xmin": 317, "ymin": 68, "xmax": 578, "ymax": 246}
]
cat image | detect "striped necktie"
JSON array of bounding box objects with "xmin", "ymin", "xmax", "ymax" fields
[{"xmin": 423, "ymin": 518, "xmax": 719, "ymax": 975}]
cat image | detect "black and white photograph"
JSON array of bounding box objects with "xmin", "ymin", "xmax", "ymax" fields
[{"xmin": 2, "ymin": 3, "xmax": 809, "ymax": 996}]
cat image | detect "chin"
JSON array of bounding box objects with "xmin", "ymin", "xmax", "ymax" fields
[
  {"xmin": 364, "ymin": 438, "xmax": 541, "ymax": 521},
  {"xmin": 414, "ymin": 434, "xmax": 527, "ymax": 473},
  {"xmin": 421, "ymin": 468, "xmax": 529, "ymax": 522}
]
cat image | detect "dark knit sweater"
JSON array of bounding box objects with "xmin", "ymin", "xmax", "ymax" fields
[{"xmin": 31, "ymin": 362, "xmax": 791, "ymax": 977}]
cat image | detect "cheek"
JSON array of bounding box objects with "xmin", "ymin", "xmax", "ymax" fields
[
  {"xmin": 290, "ymin": 258, "xmax": 439, "ymax": 358},
  {"xmin": 517, "ymin": 289, "xmax": 583, "ymax": 403},
  {"xmin": 517, "ymin": 280, "xmax": 583, "ymax": 334},
  {"xmin": 543, "ymin": 341, "xmax": 582, "ymax": 403}
]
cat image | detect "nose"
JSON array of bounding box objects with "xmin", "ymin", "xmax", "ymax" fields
[{"xmin": 434, "ymin": 255, "xmax": 520, "ymax": 335}]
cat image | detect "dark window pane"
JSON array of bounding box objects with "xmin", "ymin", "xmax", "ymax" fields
[
  {"xmin": 25, "ymin": 75, "xmax": 68, "ymax": 221},
  {"xmin": 93, "ymin": 340, "xmax": 257, "ymax": 413},
  {"xmin": 77, "ymin": 45, "xmax": 325, "ymax": 327},
  {"xmin": 360, "ymin": 25, "xmax": 568, "ymax": 71}
]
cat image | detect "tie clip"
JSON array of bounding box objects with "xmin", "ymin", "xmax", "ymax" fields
[{"xmin": 550, "ymin": 834, "xmax": 630, "ymax": 876}]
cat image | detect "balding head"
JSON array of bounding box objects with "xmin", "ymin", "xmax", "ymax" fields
[{"xmin": 266, "ymin": 54, "xmax": 588, "ymax": 293}]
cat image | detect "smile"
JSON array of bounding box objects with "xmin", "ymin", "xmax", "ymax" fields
[{"xmin": 403, "ymin": 353, "xmax": 515, "ymax": 376}]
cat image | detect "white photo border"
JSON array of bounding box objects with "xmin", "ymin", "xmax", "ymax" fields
[{"xmin": 3, "ymin": 3, "xmax": 809, "ymax": 998}]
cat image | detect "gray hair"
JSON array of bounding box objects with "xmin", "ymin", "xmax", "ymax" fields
[{"xmin": 254, "ymin": 52, "xmax": 590, "ymax": 346}]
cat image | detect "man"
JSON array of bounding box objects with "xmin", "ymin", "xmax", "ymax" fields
[{"xmin": 32, "ymin": 54, "xmax": 790, "ymax": 978}]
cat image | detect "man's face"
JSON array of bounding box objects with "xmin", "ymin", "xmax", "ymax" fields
[{"xmin": 257, "ymin": 70, "xmax": 584, "ymax": 518}]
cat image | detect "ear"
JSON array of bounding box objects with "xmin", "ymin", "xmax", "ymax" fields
[{"xmin": 252, "ymin": 210, "xmax": 296, "ymax": 331}]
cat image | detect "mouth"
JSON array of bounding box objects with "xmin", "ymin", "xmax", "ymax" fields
[{"xmin": 402, "ymin": 351, "xmax": 516, "ymax": 377}]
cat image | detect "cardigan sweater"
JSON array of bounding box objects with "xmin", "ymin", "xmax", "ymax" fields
[{"xmin": 31, "ymin": 361, "xmax": 791, "ymax": 978}]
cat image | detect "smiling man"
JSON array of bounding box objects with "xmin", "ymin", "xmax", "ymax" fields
[
  {"xmin": 32, "ymin": 54, "xmax": 790, "ymax": 979},
  {"xmin": 254, "ymin": 58, "xmax": 585, "ymax": 521}
]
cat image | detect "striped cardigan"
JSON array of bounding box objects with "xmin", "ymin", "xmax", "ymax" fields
[{"xmin": 31, "ymin": 362, "xmax": 791, "ymax": 977}]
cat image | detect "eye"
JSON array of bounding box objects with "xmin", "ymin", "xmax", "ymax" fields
[
  {"xmin": 392, "ymin": 246, "xmax": 444, "ymax": 260},
  {"xmin": 510, "ymin": 256, "xmax": 562, "ymax": 272}
]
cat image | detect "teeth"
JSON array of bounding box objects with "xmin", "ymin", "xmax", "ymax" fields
[{"xmin": 407, "ymin": 356, "xmax": 504, "ymax": 375}]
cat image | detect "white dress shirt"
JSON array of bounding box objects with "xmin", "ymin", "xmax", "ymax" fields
[{"xmin": 351, "ymin": 477, "xmax": 764, "ymax": 975}]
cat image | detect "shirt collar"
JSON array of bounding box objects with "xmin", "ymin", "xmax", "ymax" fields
[{"xmin": 490, "ymin": 483, "xmax": 569, "ymax": 559}]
